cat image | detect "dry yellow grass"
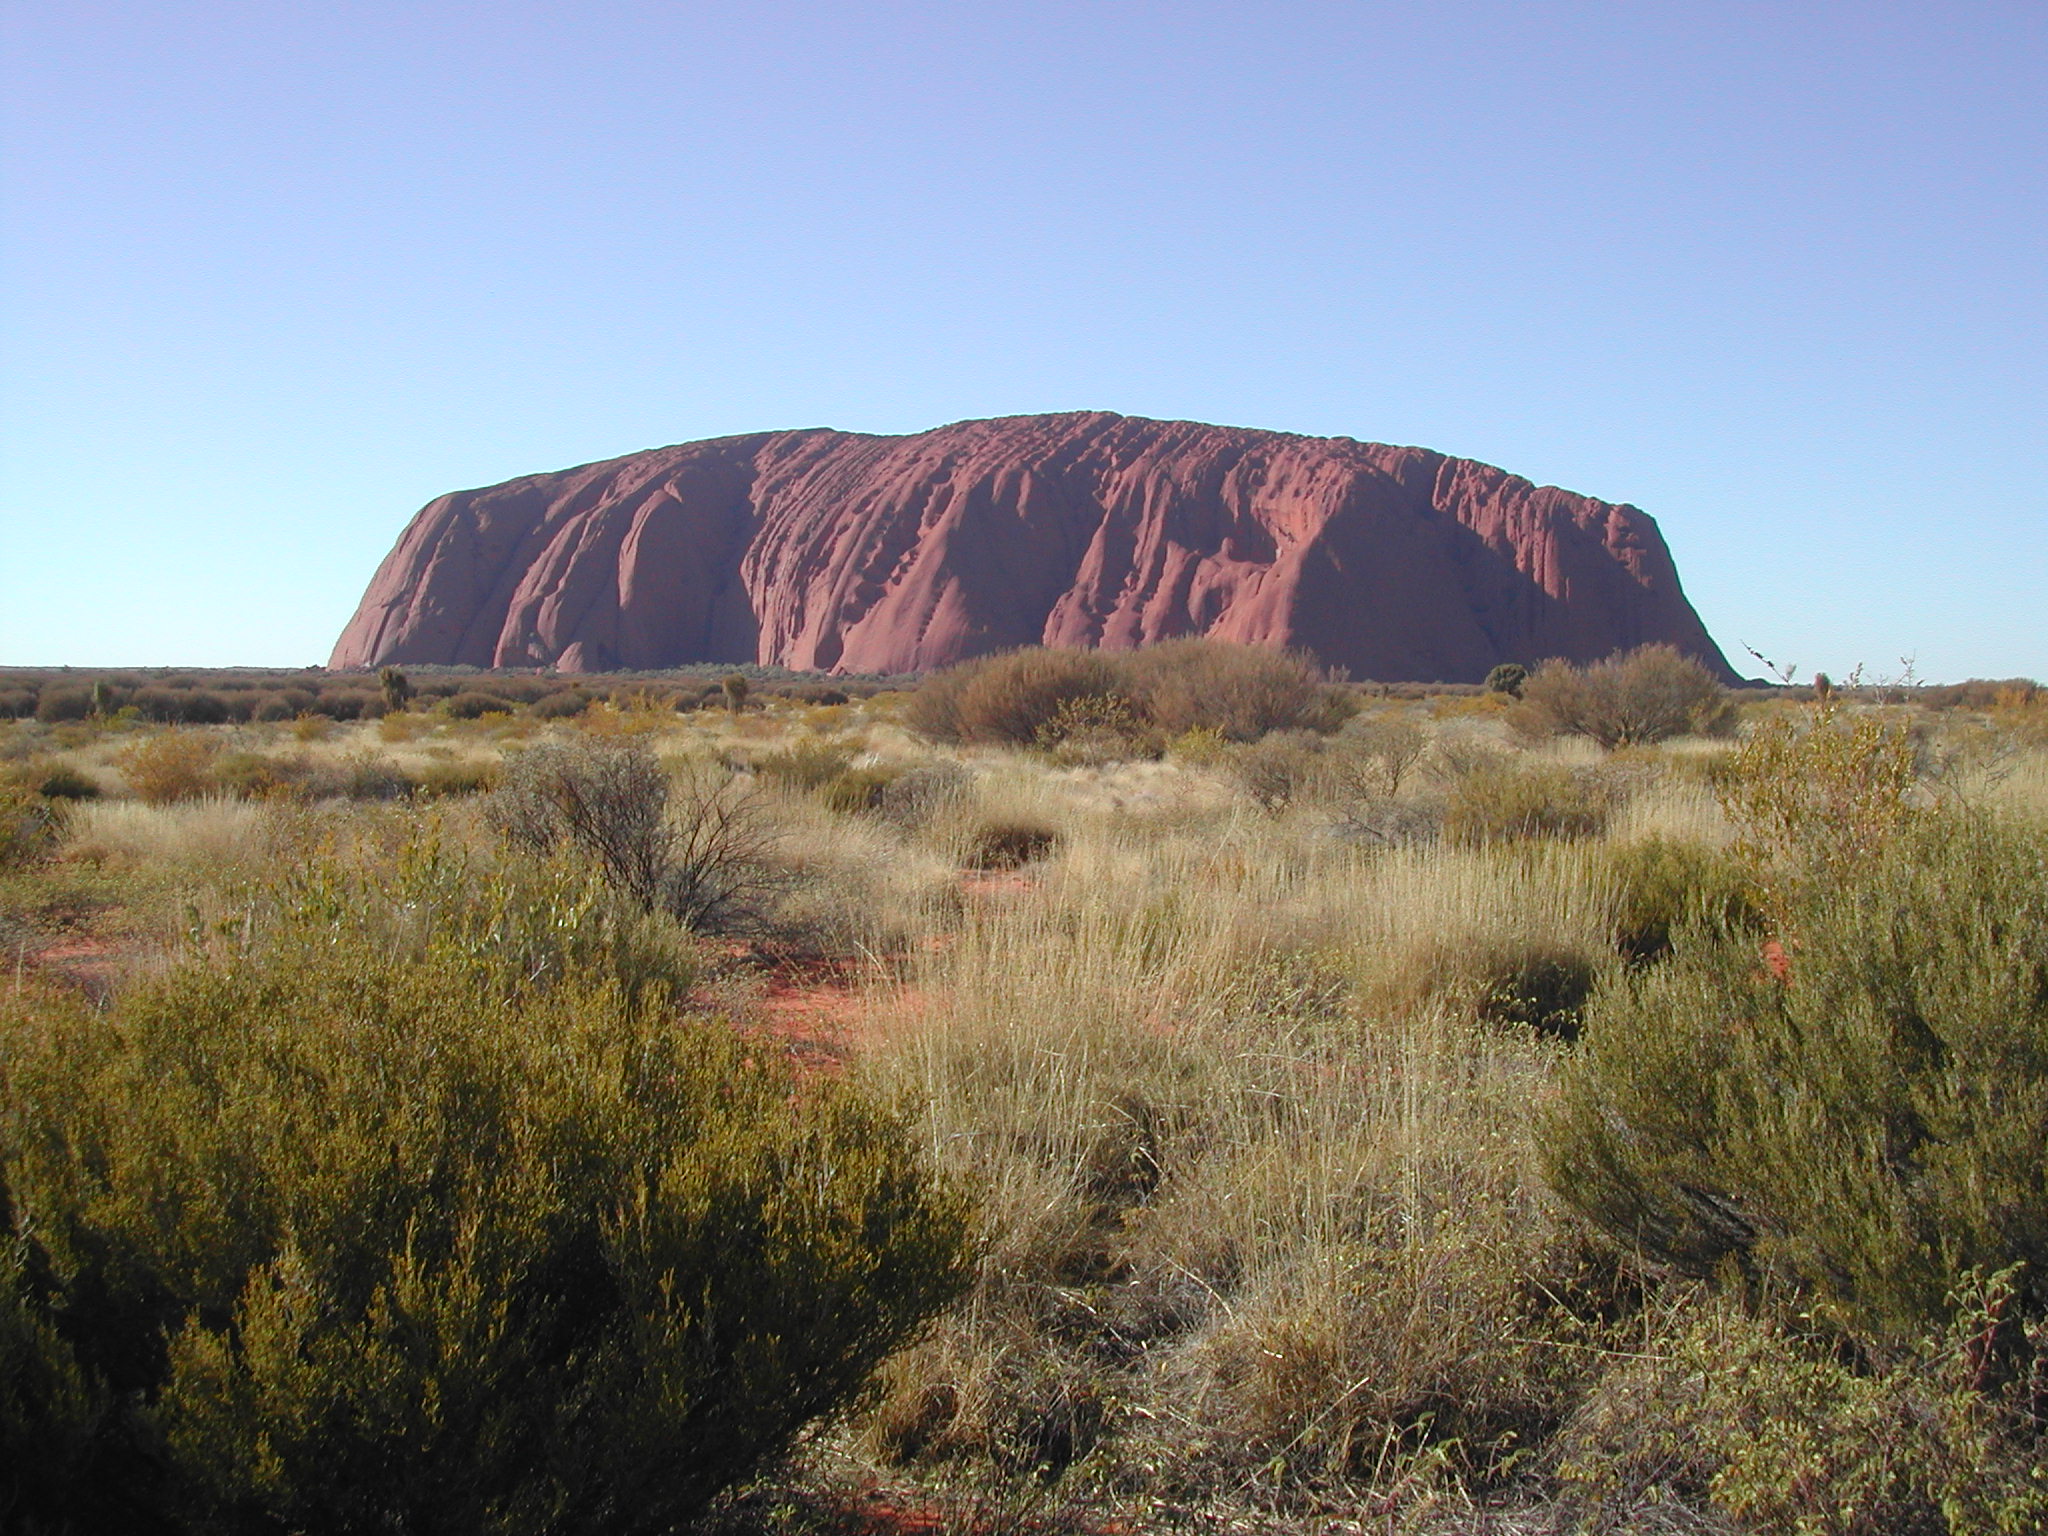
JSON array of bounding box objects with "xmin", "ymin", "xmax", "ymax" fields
[{"xmin": 15, "ymin": 680, "xmax": 2042, "ymax": 1530}]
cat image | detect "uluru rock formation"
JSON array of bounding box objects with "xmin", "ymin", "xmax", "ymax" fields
[{"xmin": 332, "ymin": 412, "xmax": 1732, "ymax": 682}]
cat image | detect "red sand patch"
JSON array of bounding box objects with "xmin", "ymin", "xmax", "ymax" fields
[
  {"xmin": 693, "ymin": 950, "xmax": 894, "ymax": 1075},
  {"xmin": 17, "ymin": 934, "xmax": 130, "ymax": 1002},
  {"xmin": 958, "ymin": 870, "xmax": 1035, "ymax": 901},
  {"xmin": 822, "ymin": 1484, "xmax": 1135, "ymax": 1536}
]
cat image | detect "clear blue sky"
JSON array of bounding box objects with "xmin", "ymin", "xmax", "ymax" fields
[{"xmin": 3, "ymin": 1, "xmax": 2042, "ymax": 680}]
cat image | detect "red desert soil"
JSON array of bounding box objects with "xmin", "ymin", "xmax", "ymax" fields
[
  {"xmin": 709, "ymin": 869, "xmax": 1035, "ymax": 1070},
  {"xmin": 334, "ymin": 411, "xmax": 1732, "ymax": 684},
  {"xmin": 16, "ymin": 933, "xmax": 131, "ymax": 1004}
]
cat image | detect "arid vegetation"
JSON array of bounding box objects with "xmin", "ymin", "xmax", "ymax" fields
[{"xmin": 4, "ymin": 645, "xmax": 2047, "ymax": 1534}]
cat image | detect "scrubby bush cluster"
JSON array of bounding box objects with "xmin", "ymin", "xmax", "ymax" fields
[
  {"xmin": 1547, "ymin": 811, "xmax": 2048, "ymax": 1342},
  {"xmin": 905, "ymin": 640, "xmax": 1349, "ymax": 750},
  {"xmin": 1516, "ymin": 643, "xmax": 1737, "ymax": 747},
  {"xmin": 492, "ymin": 739, "xmax": 784, "ymax": 933},
  {"xmin": 0, "ymin": 856, "xmax": 969, "ymax": 1534}
]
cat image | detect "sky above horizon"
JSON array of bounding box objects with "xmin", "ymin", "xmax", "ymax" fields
[{"xmin": 3, "ymin": 1, "xmax": 2043, "ymax": 682}]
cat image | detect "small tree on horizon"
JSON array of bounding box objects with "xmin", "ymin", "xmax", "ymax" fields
[{"xmin": 1485, "ymin": 662, "xmax": 1528, "ymax": 698}]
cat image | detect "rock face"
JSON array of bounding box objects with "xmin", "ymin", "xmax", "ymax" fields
[{"xmin": 331, "ymin": 412, "xmax": 1732, "ymax": 681}]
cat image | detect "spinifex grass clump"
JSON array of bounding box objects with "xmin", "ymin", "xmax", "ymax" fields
[{"xmin": 0, "ymin": 886, "xmax": 970, "ymax": 1532}]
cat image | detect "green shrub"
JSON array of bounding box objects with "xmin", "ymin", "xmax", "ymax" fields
[
  {"xmin": 1716, "ymin": 698, "xmax": 1922, "ymax": 926},
  {"xmin": 1033, "ymin": 692, "xmax": 1157, "ymax": 765},
  {"xmin": 33, "ymin": 688, "xmax": 93, "ymax": 725},
  {"xmin": 119, "ymin": 731, "xmax": 222, "ymax": 805},
  {"xmin": 1, "ymin": 762, "xmax": 100, "ymax": 802},
  {"xmin": 1474, "ymin": 946, "xmax": 1599, "ymax": 1041},
  {"xmin": 1230, "ymin": 730, "xmax": 1326, "ymax": 812},
  {"xmin": 378, "ymin": 667, "xmax": 413, "ymax": 713},
  {"xmin": 1335, "ymin": 714, "xmax": 1431, "ymax": 796},
  {"xmin": 37, "ymin": 768, "xmax": 97, "ymax": 802},
  {"xmin": 1543, "ymin": 811, "xmax": 2048, "ymax": 1344},
  {"xmin": 1443, "ymin": 760, "xmax": 1617, "ymax": 846},
  {"xmin": 875, "ymin": 763, "xmax": 971, "ymax": 831},
  {"xmin": 1557, "ymin": 1282, "xmax": 2048, "ymax": 1535},
  {"xmin": 0, "ymin": 934, "xmax": 971, "ymax": 1534},
  {"xmin": 251, "ymin": 689, "xmax": 319, "ymax": 723},
  {"xmin": 1603, "ymin": 837, "xmax": 1757, "ymax": 962},
  {"xmin": 1484, "ymin": 662, "xmax": 1527, "ymax": 697},
  {"xmin": 210, "ymin": 750, "xmax": 302, "ymax": 800},
  {"xmin": 1516, "ymin": 645, "xmax": 1735, "ymax": 748},
  {"xmin": 529, "ymin": 689, "xmax": 591, "ymax": 720},
  {"xmin": 314, "ymin": 754, "xmax": 418, "ymax": 802},
  {"xmin": 442, "ymin": 690, "xmax": 515, "ymax": 720},
  {"xmin": 0, "ymin": 788, "xmax": 64, "ymax": 869}
]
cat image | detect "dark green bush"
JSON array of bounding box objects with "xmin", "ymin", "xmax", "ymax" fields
[
  {"xmin": 311, "ymin": 690, "xmax": 369, "ymax": 721},
  {"xmin": 493, "ymin": 740, "xmax": 783, "ymax": 933},
  {"xmin": 756, "ymin": 738, "xmax": 857, "ymax": 794},
  {"xmin": 0, "ymin": 788, "xmax": 63, "ymax": 868},
  {"xmin": 906, "ymin": 642, "xmax": 1349, "ymax": 750},
  {"xmin": 298, "ymin": 755, "xmax": 418, "ymax": 802},
  {"xmin": 25, "ymin": 765, "xmax": 100, "ymax": 802},
  {"xmin": 1475, "ymin": 947, "xmax": 1598, "ymax": 1041},
  {"xmin": 413, "ymin": 759, "xmax": 500, "ymax": 798},
  {"xmin": 0, "ymin": 856, "xmax": 974, "ymax": 1536},
  {"xmin": 1556, "ymin": 1282, "xmax": 2048, "ymax": 1533},
  {"xmin": 0, "ymin": 931, "xmax": 970, "ymax": 1535},
  {"xmin": 1543, "ymin": 811, "xmax": 2048, "ymax": 1344},
  {"xmin": 210, "ymin": 750, "xmax": 303, "ymax": 800},
  {"xmin": 1032, "ymin": 692, "xmax": 1160, "ymax": 765},
  {"xmin": 1230, "ymin": 730, "xmax": 1326, "ymax": 812},
  {"xmin": 529, "ymin": 689, "xmax": 591, "ymax": 720},
  {"xmin": 876, "ymin": 763, "xmax": 971, "ymax": 831},
  {"xmin": 1485, "ymin": 662, "xmax": 1527, "ymax": 697},
  {"xmin": 1603, "ymin": 837, "xmax": 1757, "ymax": 962},
  {"xmin": 964, "ymin": 819, "xmax": 1059, "ymax": 871},
  {"xmin": 442, "ymin": 690, "xmax": 516, "ymax": 720},
  {"xmin": 378, "ymin": 666, "xmax": 413, "ymax": 713}
]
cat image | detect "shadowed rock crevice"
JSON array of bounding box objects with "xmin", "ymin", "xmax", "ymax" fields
[{"xmin": 331, "ymin": 412, "xmax": 1732, "ymax": 681}]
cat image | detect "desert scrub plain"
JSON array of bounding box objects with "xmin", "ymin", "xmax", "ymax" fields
[{"xmin": 3, "ymin": 646, "xmax": 2048, "ymax": 1535}]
